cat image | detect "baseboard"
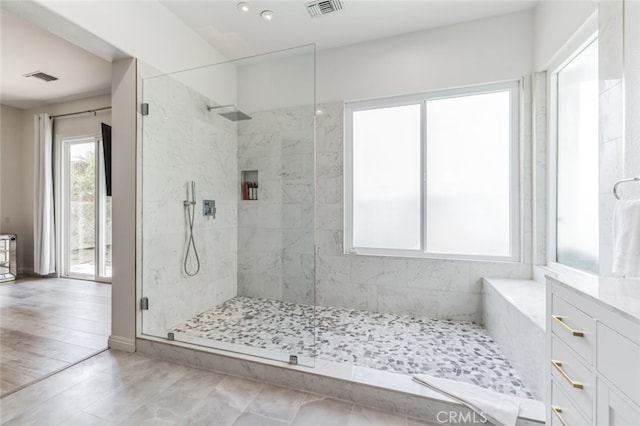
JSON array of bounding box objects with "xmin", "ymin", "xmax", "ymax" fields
[{"xmin": 108, "ymin": 335, "xmax": 136, "ymax": 352}]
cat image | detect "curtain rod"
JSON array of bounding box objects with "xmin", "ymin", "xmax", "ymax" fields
[{"xmin": 50, "ymin": 106, "xmax": 111, "ymax": 120}]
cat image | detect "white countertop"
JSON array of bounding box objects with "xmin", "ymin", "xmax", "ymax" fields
[{"xmin": 545, "ymin": 269, "xmax": 640, "ymax": 324}]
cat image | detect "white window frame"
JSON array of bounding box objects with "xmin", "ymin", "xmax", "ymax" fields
[
  {"xmin": 546, "ymin": 12, "xmax": 598, "ymax": 274},
  {"xmin": 344, "ymin": 80, "xmax": 521, "ymax": 262}
]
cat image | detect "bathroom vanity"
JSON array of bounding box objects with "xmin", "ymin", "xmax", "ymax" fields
[{"xmin": 546, "ymin": 274, "xmax": 640, "ymax": 425}]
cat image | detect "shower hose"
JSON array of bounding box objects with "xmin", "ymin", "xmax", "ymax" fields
[{"xmin": 184, "ymin": 199, "xmax": 201, "ymax": 276}]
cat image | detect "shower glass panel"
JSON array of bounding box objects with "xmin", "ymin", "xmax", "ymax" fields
[{"xmin": 140, "ymin": 45, "xmax": 316, "ymax": 366}]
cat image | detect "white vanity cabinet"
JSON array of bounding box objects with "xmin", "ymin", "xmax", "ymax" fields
[
  {"xmin": 597, "ymin": 378, "xmax": 640, "ymax": 426},
  {"xmin": 546, "ymin": 275, "xmax": 640, "ymax": 426}
]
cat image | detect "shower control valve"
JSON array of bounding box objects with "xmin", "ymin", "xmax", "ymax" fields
[{"xmin": 203, "ymin": 200, "xmax": 216, "ymax": 218}]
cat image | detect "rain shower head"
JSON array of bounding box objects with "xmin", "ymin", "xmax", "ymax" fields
[
  {"xmin": 206, "ymin": 104, "xmax": 252, "ymax": 121},
  {"xmin": 219, "ymin": 110, "xmax": 252, "ymax": 121}
]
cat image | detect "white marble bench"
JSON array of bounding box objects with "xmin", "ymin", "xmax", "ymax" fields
[{"xmin": 482, "ymin": 278, "xmax": 546, "ymax": 400}]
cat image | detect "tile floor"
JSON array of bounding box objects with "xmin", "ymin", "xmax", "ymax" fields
[
  {"xmin": 0, "ymin": 350, "xmax": 438, "ymax": 426},
  {"xmin": 169, "ymin": 296, "xmax": 532, "ymax": 399},
  {"xmin": 0, "ymin": 277, "xmax": 111, "ymax": 397}
]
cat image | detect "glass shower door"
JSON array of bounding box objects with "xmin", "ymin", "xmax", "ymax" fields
[{"xmin": 139, "ymin": 45, "xmax": 316, "ymax": 366}]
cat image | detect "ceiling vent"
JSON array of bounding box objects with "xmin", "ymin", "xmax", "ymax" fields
[
  {"xmin": 306, "ymin": 0, "xmax": 343, "ymax": 18},
  {"xmin": 24, "ymin": 71, "xmax": 58, "ymax": 82}
]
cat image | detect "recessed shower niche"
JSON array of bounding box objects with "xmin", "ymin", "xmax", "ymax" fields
[
  {"xmin": 139, "ymin": 44, "xmax": 316, "ymax": 366},
  {"xmin": 240, "ymin": 170, "xmax": 258, "ymax": 201}
]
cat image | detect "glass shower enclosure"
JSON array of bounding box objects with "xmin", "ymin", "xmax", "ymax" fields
[{"xmin": 139, "ymin": 45, "xmax": 316, "ymax": 366}]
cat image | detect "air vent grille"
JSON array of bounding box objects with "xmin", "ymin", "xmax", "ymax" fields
[
  {"xmin": 306, "ymin": 0, "xmax": 343, "ymax": 18},
  {"xmin": 24, "ymin": 71, "xmax": 58, "ymax": 82}
]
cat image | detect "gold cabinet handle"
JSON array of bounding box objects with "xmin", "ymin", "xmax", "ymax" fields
[
  {"xmin": 552, "ymin": 360, "xmax": 584, "ymax": 389},
  {"xmin": 551, "ymin": 406, "xmax": 568, "ymax": 426},
  {"xmin": 552, "ymin": 315, "xmax": 584, "ymax": 337}
]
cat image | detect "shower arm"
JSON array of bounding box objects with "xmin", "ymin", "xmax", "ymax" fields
[{"xmin": 207, "ymin": 105, "xmax": 234, "ymax": 111}]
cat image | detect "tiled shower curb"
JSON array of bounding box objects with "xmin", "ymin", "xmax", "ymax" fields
[{"xmin": 136, "ymin": 338, "xmax": 544, "ymax": 425}]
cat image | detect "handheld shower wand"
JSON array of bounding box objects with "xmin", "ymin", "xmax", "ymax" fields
[{"xmin": 183, "ymin": 180, "xmax": 200, "ymax": 276}]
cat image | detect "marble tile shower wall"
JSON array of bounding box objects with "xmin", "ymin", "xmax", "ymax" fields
[
  {"xmin": 315, "ymin": 102, "xmax": 532, "ymax": 323},
  {"xmin": 142, "ymin": 76, "xmax": 238, "ymax": 337},
  {"xmin": 236, "ymin": 106, "xmax": 315, "ymax": 305},
  {"xmin": 533, "ymin": 71, "xmax": 547, "ymax": 266},
  {"xmin": 598, "ymin": 0, "xmax": 625, "ymax": 276}
]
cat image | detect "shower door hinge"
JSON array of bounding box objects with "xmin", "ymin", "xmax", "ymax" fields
[
  {"xmin": 141, "ymin": 103, "xmax": 149, "ymax": 116},
  {"xmin": 140, "ymin": 297, "xmax": 149, "ymax": 310}
]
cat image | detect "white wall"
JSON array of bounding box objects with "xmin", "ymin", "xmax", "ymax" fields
[
  {"xmin": 30, "ymin": 0, "xmax": 225, "ymax": 74},
  {"xmin": 110, "ymin": 58, "xmax": 137, "ymax": 351},
  {"xmin": 0, "ymin": 105, "xmax": 25, "ymax": 271},
  {"xmin": 237, "ymin": 47, "xmax": 315, "ymax": 112},
  {"xmin": 236, "ymin": 10, "xmax": 533, "ymax": 109},
  {"xmin": 318, "ymin": 10, "xmax": 533, "ymax": 104},
  {"xmin": 49, "ymin": 98, "xmax": 112, "ymax": 141},
  {"xmin": 170, "ymin": 61, "xmax": 238, "ymax": 110},
  {"xmin": 533, "ymin": 0, "xmax": 598, "ymax": 70}
]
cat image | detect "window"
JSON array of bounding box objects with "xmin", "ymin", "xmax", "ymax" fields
[
  {"xmin": 553, "ymin": 38, "xmax": 599, "ymax": 273},
  {"xmin": 345, "ymin": 81, "xmax": 520, "ymax": 260},
  {"xmin": 351, "ymin": 104, "xmax": 422, "ymax": 250}
]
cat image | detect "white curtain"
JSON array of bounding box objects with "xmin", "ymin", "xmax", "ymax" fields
[{"xmin": 33, "ymin": 113, "xmax": 56, "ymax": 275}]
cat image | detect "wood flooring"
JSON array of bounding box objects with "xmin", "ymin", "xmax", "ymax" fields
[{"xmin": 0, "ymin": 277, "xmax": 111, "ymax": 397}]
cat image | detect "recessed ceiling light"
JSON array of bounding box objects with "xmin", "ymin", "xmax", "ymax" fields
[
  {"xmin": 237, "ymin": 2, "xmax": 249, "ymax": 12},
  {"xmin": 261, "ymin": 10, "xmax": 274, "ymax": 21}
]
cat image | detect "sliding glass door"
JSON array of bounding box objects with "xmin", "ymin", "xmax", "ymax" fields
[{"xmin": 61, "ymin": 137, "xmax": 111, "ymax": 281}]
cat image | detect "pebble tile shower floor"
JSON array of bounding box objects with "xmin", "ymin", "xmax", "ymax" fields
[{"xmin": 170, "ymin": 296, "xmax": 533, "ymax": 399}]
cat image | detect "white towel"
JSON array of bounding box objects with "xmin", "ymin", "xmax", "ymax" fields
[
  {"xmin": 613, "ymin": 200, "xmax": 640, "ymax": 277},
  {"xmin": 413, "ymin": 375, "xmax": 520, "ymax": 426}
]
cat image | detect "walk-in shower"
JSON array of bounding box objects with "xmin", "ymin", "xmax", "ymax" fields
[
  {"xmin": 139, "ymin": 44, "xmax": 534, "ymax": 403},
  {"xmin": 140, "ymin": 45, "xmax": 317, "ymax": 366}
]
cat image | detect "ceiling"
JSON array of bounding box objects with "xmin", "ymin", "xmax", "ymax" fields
[
  {"xmin": 0, "ymin": 1, "xmax": 537, "ymax": 110},
  {"xmin": 0, "ymin": 9, "xmax": 112, "ymax": 110},
  {"xmin": 161, "ymin": 0, "xmax": 537, "ymax": 59}
]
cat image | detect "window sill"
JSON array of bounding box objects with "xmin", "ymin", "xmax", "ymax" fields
[{"xmin": 345, "ymin": 247, "xmax": 522, "ymax": 264}]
